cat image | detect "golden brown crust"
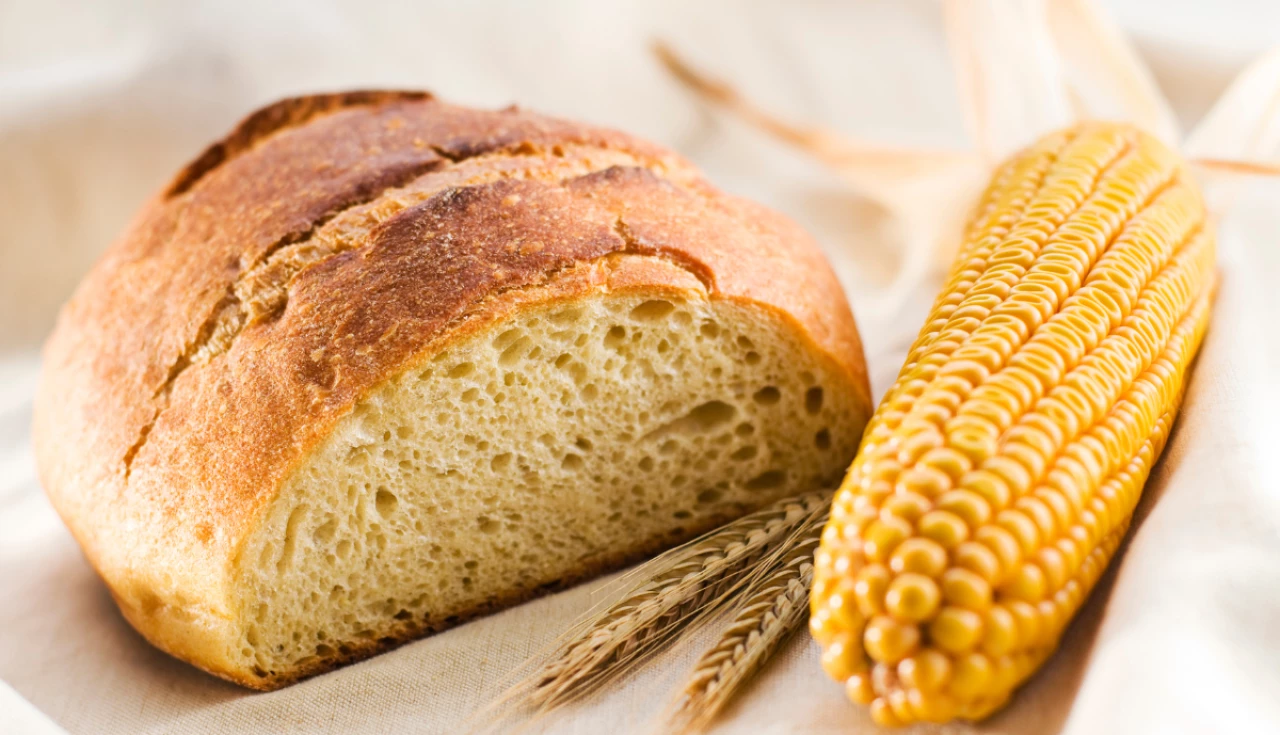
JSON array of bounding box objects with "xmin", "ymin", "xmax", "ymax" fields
[
  {"xmin": 33, "ymin": 93, "xmax": 871, "ymax": 687},
  {"xmin": 164, "ymin": 91, "xmax": 436, "ymax": 197}
]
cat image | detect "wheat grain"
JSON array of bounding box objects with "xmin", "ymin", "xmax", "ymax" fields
[
  {"xmin": 668, "ymin": 504, "xmax": 827, "ymax": 733},
  {"xmin": 498, "ymin": 490, "xmax": 831, "ymax": 716}
]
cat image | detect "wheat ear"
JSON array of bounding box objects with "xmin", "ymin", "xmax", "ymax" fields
[
  {"xmin": 668, "ymin": 503, "xmax": 827, "ymax": 734},
  {"xmin": 497, "ymin": 491, "xmax": 831, "ymax": 716}
]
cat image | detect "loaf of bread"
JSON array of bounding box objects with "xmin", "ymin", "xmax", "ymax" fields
[{"xmin": 34, "ymin": 91, "xmax": 872, "ymax": 689}]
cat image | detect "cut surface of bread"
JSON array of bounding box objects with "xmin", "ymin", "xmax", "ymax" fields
[
  {"xmin": 34, "ymin": 91, "xmax": 872, "ymax": 689},
  {"xmin": 238, "ymin": 285, "xmax": 860, "ymax": 685}
]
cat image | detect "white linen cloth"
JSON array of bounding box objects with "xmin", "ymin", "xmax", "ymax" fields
[{"xmin": 1, "ymin": 1, "xmax": 1278, "ymax": 733}]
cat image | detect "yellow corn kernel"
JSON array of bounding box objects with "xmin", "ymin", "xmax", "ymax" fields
[
  {"xmin": 908, "ymin": 687, "xmax": 957, "ymax": 723},
  {"xmin": 854, "ymin": 564, "xmax": 892, "ymax": 617},
  {"xmin": 885, "ymin": 573, "xmax": 942, "ymax": 622},
  {"xmin": 812, "ymin": 123, "xmax": 1215, "ymax": 725},
  {"xmin": 888, "ymin": 538, "xmax": 948, "ymax": 576},
  {"xmin": 881, "ymin": 491, "xmax": 933, "ymax": 523},
  {"xmin": 981, "ymin": 605, "xmax": 1018, "ymax": 657},
  {"xmin": 846, "ymin": 673, "xmax": 876, "ymax": 705},
  {"xmin": 953, "ymin": 541, "xmax": 1001, "ymax": 582},
  {"xmin": 918, "ymin": 509, "xmax": 970, "ymax": 548},
  {"xmin": 821, "ymin": 578, "xmax": 863, "ymax": 630},
  {"xmin": 935, "ymin": 489, "xmax": 993, "ymax": 527},
  {"xmin": 863, "ymin": 517, "xmax": 912, "ymax": 562},
  {"xmin": 930, "ymin": 607, "xmax": 985, "ymax": 654},
  {"xmin": 887, "ymin": 689, "xmax": 915, "ymax": 723},
  {"xmin": 809, "ymin": 607, "xmax": 836, "ymax": 645},
  {"xmin": 940, "ymin": 567, "xmax": 993, "ymax": 611},
  {"xmin": 898, "ymin": 649, "xmax": 952, "ymax": 693},
  {"xmin": 949, "ymin": 652, "xmax": 994, "ymax": 700},
  {"xmin": 869, "ymin": 699, "xmax": 902, "ymax": 727},
  {"xmin": 822, "ymin": 635, "xmax": 869, "ymax": 681},
  {"xmin": 999, "ymin": 562, "xmax": 1048, "ymax": 602},
  {"xmin": 974, "ymin": 525, "xmax": 1023, "ymax": 581},
  {"xmin": 864, "ymin": 616, "xmax": 921, "ymax": 663}
]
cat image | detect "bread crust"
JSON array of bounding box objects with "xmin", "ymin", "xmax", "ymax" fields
[{"xmin": 33, "ymin": 92, "xmax": 871, "ymax": 687}]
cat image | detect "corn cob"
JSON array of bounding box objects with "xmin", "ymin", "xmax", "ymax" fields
[{"xmin": 809, "ymin": 122, "xmax": 1216, "ymax": 726}]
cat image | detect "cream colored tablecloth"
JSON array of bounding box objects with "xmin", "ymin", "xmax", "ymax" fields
[{"xmin": 2, "ymin": 1, "xmax": 1279, "ymax": 733}]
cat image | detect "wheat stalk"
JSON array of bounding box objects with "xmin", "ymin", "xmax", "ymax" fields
[
  {"xmin": 668, "ymin": 504, "xmax": 827, "ymax": 733},
  {"xmin": 493, "ymin": 490, "xmax": 831, "ymax": 718}
]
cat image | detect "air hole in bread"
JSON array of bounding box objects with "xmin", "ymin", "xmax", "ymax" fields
[
  {"xmin": 806, "ymin": 387, "xmax": 825, "ymax": 415},
  {"xmin": 688, "ymin": 400, "xmax": 736, "ymax": 429},
  {"xmin": 746, "ymin": 469, "xmax": 787, "ymax": 491},
  {"xmin": 630, "ymin": 300, "xmax": 675, "ymax": 321},
  {"xmin": 314, "ymin": 519, "xmax": 336, "ymax": 543},
  {"xmin": 375, "ymin": 489, "xmax": 398, "ymax": 517},
  {"xmin": 278, "ymin": 506, "xmax": 307, "ymax": 573},
  {"xmin": 499, "ymin": 336, "xmax": 533, "ymax": 366},
  {"xmin": 604, "ymin": 326, "xmax": 627, "ymax": 349},
  {"xmin": 753, "ymin": 386, "xmax": 781, "ymax": 405},
  {"xmin": 492, "ymin": 328, "xmax": 522, "ymax": 349},
  {"xmin": 696, "ymin": 489, "xmax": 723, "ymax": 504},
  {"xmin": 815, "ymin": 428, "xmax": 832, "ymax": 449},
  {"xmin": 551, "ymin": 307, "xmax": 584, "ymax": 324}
]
